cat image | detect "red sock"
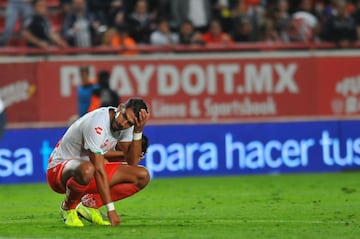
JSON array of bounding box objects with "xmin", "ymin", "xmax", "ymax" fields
[
  {"xmin": 64, "ymin": 178, "xmax": 89, "ymax": 209},
  {"xmin": 109, "ymin": 183, "xmax": 140, "ymax": 203},
  {"xmin": 82, "ymin": 184, "xmax": 140, "ymax": 209}
]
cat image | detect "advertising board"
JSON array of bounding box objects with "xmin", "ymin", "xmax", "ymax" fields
[
  {"xmin": 1, "ymin": 120, "xmax": 359, "ymax": 184},
  {"xmin": 2, "ymin": 52, "xmax": 360, "ymax": 124}
]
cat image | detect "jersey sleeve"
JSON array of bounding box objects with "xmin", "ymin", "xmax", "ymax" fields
[{"xmin": 82, "ymin": 117, "xmax": 107, "ymax": 155}]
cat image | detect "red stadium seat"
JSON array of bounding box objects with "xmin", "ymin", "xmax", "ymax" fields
[
  {"xmin": 0, "ymin": 17, "xmax": 22, "ymax": 34},
  {"xmin": 49, "ymin": 11, "xmax": 63, "ymax": 32},
  {"xmin": 46, "ymin": 0, "xmax": 60, "ymax": 7},
  {"xmin": 0, "ymin": 16, "xmax": 4, "ymax": 33},
  {"xmin": 8, "ymin": 37, "xmax": 26, "ymax": 46},
  {"xmin": 0, "ymin": 0, "xmax": 60, "ymax": 8},
  {"xmin": 13, "ymin": 18, "xmax": 21, "ymax": 32},
  {"xmin": 0, "ymin": 0, "xmax": 7, "ymax": 9}
]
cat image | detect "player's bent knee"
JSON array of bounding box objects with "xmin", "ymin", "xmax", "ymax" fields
[
  {"xmin": 78, "ymin": 162, "xmax": 95, "ymax": 184},
  {"xmin": 136, "ymin": 167, "xmax": 150, "ymax": 189}
]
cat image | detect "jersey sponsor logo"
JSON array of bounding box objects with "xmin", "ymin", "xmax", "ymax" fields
[
  {"xmin": 100, "ymin": 139, "xmax": 109, "ymax": 148},
  {"xmin": 54, "ymin": 138, "xmax": 63, "ymax": 148},
  {"xmin": 94, "ymin": 127, "xmax": 103, "ymax": 135}
]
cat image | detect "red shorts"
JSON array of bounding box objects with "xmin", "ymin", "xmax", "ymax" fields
[{"xmin": 46, "ymin": 160, "xmax": 123, "ymax": 194}]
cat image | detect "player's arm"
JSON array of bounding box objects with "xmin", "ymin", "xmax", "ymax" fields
[
  {"xmin": 49, "ymin": 31, "xmax": 68, "ymax": 48},
  {"xmin": 88, "ymin": 152, "xmax": 120, "ymax": 226},
  {"xmin": 83, "ymin": 117, "xmax": 120, "ymax": 226},
  {"xmin": 104, "ymin": 149, "xmax": 126, "ymax": 162},
  {"xmin": 88, "ymin": 152, "xmax": 111, "ymax": 204},
  {"xmin": 22, "ymin": 29, "xmax": 49, "ymax": 49},
  {"xmin": 117, "ymin": 140, "xmax": 141, "ymax": 166},
  {"xmin": 118, "ymin": 108, "xmax": 149, "ymax": 165},
  {"xmin": 103, "ymin": 150, "xmax": 125, "ymax": 160}
]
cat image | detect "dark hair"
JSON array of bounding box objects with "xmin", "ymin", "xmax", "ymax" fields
[
  {"xmin": 157, "ymin": 17, "xmax": 169, "ymax": 25},
  {"xmin": 181, "ymin": 19, "xmax": 193, "ymax": 26},
  {"xmin": 124, "ymin": 98, "xmax": 148, "ymax": 120},
  {"xmin": 98, "ymin": 70, "xmax": 110, "ymax": 88},
  {"xmin": 141, "ymin": 134, "xmax": 149, "ymax": 154}
]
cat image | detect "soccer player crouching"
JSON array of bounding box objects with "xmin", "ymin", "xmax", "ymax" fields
[{"xmin": 46, "ymin": 98, "xmax": 150, "ymax": 227}]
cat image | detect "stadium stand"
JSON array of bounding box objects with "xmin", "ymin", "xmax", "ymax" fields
[
  {"xmin": 0, "ymin": 0, "xmax": 63, "ymax": 46},
  {"xmin": 0, "ymin": 0, "xmax": 359, "ymax": 53}
]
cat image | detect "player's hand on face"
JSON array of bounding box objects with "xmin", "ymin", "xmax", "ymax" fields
[
  {"xmin": 116, "ymin": 104, "xmax": 124, "ymax": 113},
  {"xmin": 108, "ymin": 210, "xmax": 121, "ymax": 226},
  {"xmin": 134, "ymin": 109, "xmax": 149, "ymax": 133}
]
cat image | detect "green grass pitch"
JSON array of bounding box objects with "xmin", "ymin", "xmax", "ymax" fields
[{"xmin": 0, "ymin": 172, "xmax": 359, "ymax": 239}]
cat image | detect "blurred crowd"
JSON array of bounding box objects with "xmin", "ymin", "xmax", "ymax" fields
[{"xmin": 1, "ymin": 0, "xmax": 360, "ymax": 49}]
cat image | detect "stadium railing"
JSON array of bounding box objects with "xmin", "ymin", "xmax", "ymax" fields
[{"xmin": 0, "ymin": 41, "xmax": 355, "ymax": 56}]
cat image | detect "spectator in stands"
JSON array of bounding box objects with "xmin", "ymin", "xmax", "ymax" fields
[
  {"xmin": 231, "ymin": 15, "xmax": 257, "ymax": 42},
  {"xmin": 88, "ymin": 70, "xmax": 120, "ymax": 112},
  {"xmin": 230, "ymin": 0, "xmax": 249, "ymax": 28},
  {"xmin": 150, "ymin": 18, "xmax": 179, "ymax": 46},
  {"xmin": 231, "ymin": 0, "xmax": 265, "ymax": 41},
  {"xmin": 170, "ymin": 0, "xmax": 212, "ymax": 32},
  {"xmin": 320, "ymin": 0, "xmax": 357, "ymax": 48},
  {"xmin": 104, "ymin": 0, "xmax": 126, "ymax": 27},
  {"xmin": 202, "ymin": 19, "xmax": 233, "ymax": 45},
  {"xmin": 102, "ymin": 11, "xmax": 138, "ymax": 55},
  {"xmin": 60, "ymin": 0, "xmax": 72, "ymax": 16},
  {"xmin": 150, "ymin": 0, "xmax": 172, "ymax": 21},
  {"xmin": 272, "ymin": 0, "xmax": 292, "ymax": 42},
  {"xmin": 0, "ymin": 0, "xmax": 33, "ymax": 46},
  {"xmin": 351, "ymin": 1, "xmax": 360, "ymax": 41},
  {"xmin": 22, "ymin": 0, "xmax": 68, "ymax": 48},
  {"xmin": 127, "ymin": 0, "xmax": 155, "ymax": 44},
  {"xmin": 211, "ymin": 0, "xmax": 238, "ymax": 33},
  {"xmin": 77, "ymin": 66, "xmax": 97, "ymax": 117},
  {"xmin": 87, "ymin": 0, "xmax": 112, "ymax": 24},
  {"xmin": 230, "ymin": 0, "xmax": 248, "ymax": 19},
  {"xmin": 62, "ymin": 0, "xmax": 105, "ymax": 47},
  {"xmin": 288, "ymin": 0, "xmax": 320, "ymax": 42},
  {"xmin": 178, "ymin": 19, "xmax": 204, "ymax": 45},
  {"xmin": 260, "ymin": 18, "xmax": 281, "ymax": 42}
]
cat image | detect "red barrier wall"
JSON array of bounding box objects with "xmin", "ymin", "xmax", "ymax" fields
[
  {"xmin": 1, "ymin": 52, "xmax": 359, "ymax": 124},
  {"xmin": 0, "ymin": 62, "xmax": 38, "ymax": 122}
]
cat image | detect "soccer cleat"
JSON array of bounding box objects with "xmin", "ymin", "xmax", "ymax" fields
[
  {"xmin": 60, "ymin": 207, "xmax": 84, "ymax": 227},
  {"xmin": 76, "ymin": 202, "xmax": 110, "ymax": 226}
]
